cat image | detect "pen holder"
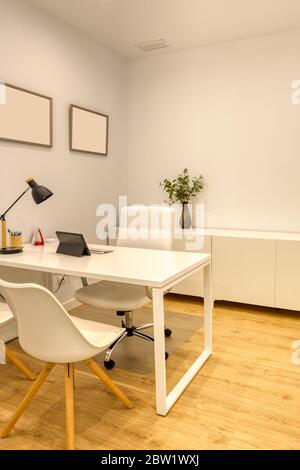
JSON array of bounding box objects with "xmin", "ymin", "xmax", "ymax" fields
[{"xmin": 10, "ymin": 235, "xmax": 23, "ymax": 248}]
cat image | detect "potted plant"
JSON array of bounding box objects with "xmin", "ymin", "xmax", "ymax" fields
[{"xmin": 160, "ymin": 168, "xmax": 204, "ymax": 229}]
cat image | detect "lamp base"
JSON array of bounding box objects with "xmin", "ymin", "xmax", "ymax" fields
[{"xmin": 0, "ymin": 247, "xmax": 23, "ymax": 255}]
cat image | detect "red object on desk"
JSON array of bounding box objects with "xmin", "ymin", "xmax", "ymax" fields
[{"xmin": 34, "ymin": 228, "xmax": 45, "ymax": 246}]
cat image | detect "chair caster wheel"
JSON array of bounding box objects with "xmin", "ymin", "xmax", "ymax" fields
[
  {"xmin": 104, "ymin": 360, "xmax": 115, "ymax": 370},
  {"xmin": 165, "ymin": 352, "xmax": 169, "ymax": 360},
  {"xmin": 164, "ymin": 328, "xmax": 172, "ymax": 338}
]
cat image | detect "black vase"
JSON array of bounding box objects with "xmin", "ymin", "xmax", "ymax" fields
[{"xmin": 181, "ymin": 203, "xmax": 192, "ymax": 229}]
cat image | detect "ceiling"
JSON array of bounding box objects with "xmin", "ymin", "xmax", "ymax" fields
[{"xmin": 29, "ymin": 0, "xmax": 300, "ymax": 59}]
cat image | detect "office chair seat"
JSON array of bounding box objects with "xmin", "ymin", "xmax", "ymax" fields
[
  {"xmin": 75, "ymin": 281, "xmax": 151, "ymax": 312},
  {"xmin": 70, "ymin": 315, "xmax": 124, "ymax": 348}
]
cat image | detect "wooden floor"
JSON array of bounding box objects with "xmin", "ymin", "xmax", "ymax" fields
[{"xmin": 1, "ymin": 295, "xmax": 300, "ymax": 450}]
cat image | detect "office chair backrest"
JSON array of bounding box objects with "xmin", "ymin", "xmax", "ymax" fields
[
  {"xmin": 0, "ymin": 279, "xmax": 97, "ymax": 363},
  {"xmin": 117, "ymin": 206, "xmax": 174, "ymax": 250}
]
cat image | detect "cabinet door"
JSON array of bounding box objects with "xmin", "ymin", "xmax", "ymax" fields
[
  {"xmin": 213, "ymin": 236, "xmax": 276, "ymax": 307},
  {"xmin": 172, "ymin": 235, "xmax": 211, "ymax": 297},
  {"xmin": 276, "ymin": 241, "xmax": 300, "ymax": 311}
]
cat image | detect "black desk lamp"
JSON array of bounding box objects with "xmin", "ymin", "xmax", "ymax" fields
[{"xmin": 1, "ymin": 178, "xmax": 53, "ymax": 254}]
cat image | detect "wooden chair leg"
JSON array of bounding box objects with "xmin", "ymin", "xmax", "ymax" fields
[
  {"xmin": 85, "ymin": 359, "xmax": 133, "ymax": 409},
  {"xmin": 64, "ymin": 363, "xmax": 75, "ymax": 451},
  {"xmin": 0, "ymin": 363, "xmax": 55, "ymax": 439},
  {"xmin": 5, "ymin": 347, "xmax": 36, "ymax": 381}
]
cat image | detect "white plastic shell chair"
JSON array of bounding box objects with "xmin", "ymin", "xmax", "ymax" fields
[
  {"xmin": 75, "ymin": 205, "xmax": 174, "ymax": 370},
  {"xmin": 0, "ymin": 279, "xmax": 133, "ymax": 450},
  {"xmin": 0, "ymin": 303, "xmax": 35, "ymax": 381}
]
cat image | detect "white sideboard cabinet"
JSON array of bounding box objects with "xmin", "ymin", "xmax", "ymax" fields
[
  {"xmin": 109, "ymin": 227, "xmax": 300, "ymax": 311},
  {"xmin": 275, "ymin": 240, "xmax": 300, "ymax": 311},
  {"xmin": 212, "ymin": 236, "xmax": 276, "ymax": 307},
  {"xmin": 171, "ymin": 229, "xmax": 300, "ymax": 312}
]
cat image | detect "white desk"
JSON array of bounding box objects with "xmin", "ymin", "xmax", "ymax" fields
[{"xmin": 0, "ymin": 243, "xmax": 212, "ymax": 416}]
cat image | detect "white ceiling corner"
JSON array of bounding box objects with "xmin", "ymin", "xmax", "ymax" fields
[{"xmin": 28, "ymin": 0, "xmax": 300, "ymax": 59}]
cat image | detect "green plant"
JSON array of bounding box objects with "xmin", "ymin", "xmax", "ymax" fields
[{"xmin": 160, "ymin": 169, "xmax": 204, "ymax": 204}]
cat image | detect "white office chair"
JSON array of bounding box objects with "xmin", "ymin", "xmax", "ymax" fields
[
  {"xmin": 75, "ymin": 206, "xmax": 174, "ymax": 370},
  {"xmin": 0, "ymin": 302, "xmax": 35, "ymax": 381},
  {"xmin": 0, "ymin": 279, "xmax": 133, "ymax": 451}
]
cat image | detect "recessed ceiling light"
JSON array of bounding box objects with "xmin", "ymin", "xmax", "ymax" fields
[{"xmin": 138, "ymin": 39, "xmax": 171, "ymax": 53}]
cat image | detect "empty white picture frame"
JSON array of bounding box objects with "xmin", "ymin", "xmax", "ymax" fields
[
  {"xmin": 0, "ymin": 83, "xmax": 53, "ymax": 147},
  {"xmin": 69, "ymin": 104, "xmax": 109, "ymax": 156}
]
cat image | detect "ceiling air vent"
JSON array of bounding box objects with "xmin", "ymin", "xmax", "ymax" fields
[{"xmin": 138, "ymin": 39, "xmax": 170, "ymax": 53}]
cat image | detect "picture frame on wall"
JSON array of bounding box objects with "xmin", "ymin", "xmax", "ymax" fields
[
  {"xmin": 69, "ymin": 104, "xmax": 109, "ymax": 156},
  {"xmin": 0, "ymin": 82, "xmax": 53, "ymax": 148}
]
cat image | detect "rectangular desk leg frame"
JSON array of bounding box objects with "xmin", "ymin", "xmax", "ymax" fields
[{"xmin": 153, "ymin": 263, "xmax": 212, "ymax": 416}]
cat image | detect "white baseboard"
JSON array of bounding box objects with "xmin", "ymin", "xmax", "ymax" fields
[{"xmin": 63, "ymin": 298, "xmax": 81, "ymax": 311}]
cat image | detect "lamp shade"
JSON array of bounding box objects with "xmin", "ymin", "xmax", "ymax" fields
[{"xmin": 26, "ymin": 178, "xmax": 53, "ymax": 205}]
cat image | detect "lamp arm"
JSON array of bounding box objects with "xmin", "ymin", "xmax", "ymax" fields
[{"xmin": 1, "ymin": 187, "xmax": 30, "ymax": 220}]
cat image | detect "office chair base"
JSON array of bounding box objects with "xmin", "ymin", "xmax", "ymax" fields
[
  {"xmin": 104, "ymin": 359, "xmax": 116, "ymax": 370},
  {"xmin": 117, "ymin": 311, "xmax": 172, "ymax": 339},
  {"xmin": 104, "ymin": 312, "xmax": 171, "ymax": 369}
]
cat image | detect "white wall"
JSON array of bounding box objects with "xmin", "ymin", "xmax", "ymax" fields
[
  {"xmin": 128, "ymin": 29, "xmax": 300, "ymax": 232},
  {"xmin": 0, "ymin": 0, "xmax": 128, "ymax": 301},
  {"xmin": 0, "ymin": 0, "xmax": 127, "ymax": 243},
  {"xmin": 3, "ymin": 1, "xmax": 300, "ymax": 304}
]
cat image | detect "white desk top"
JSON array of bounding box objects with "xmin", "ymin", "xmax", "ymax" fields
[{"xmin": 0, "ymin": 243, "xmax": 210, "ymax": 288}]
